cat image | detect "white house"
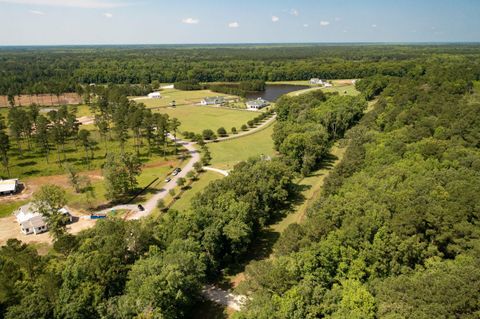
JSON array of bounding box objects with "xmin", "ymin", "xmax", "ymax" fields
[
  {"xmin": 310, "ymin": 78, "xmax": 325, "ymax": 85},
  {"xmin": 0, "ymin": 179, "xmax": 19, "ymax": 196},
  {"xmin": 246, "ymin": 98, "xmax": 269, "ymax": 110},
  {"xmin": 148, "ymin": 92, "xmax": 162, "ymax": 99},
  {"xmin": 201, "ymin": 96, "xmax": 225, "ymax": 105},
  {"xmin": 15, "ymin": 203, "xmax": 72, "ymax": 235}
]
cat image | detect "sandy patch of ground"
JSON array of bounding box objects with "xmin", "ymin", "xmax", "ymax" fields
[{"xmin": 0, "ymin": 93, "xmax": 82, "ymax": 107}]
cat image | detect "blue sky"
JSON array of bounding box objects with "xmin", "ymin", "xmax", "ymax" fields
[{"xmin": 0, "ymin": 0, "xmax": 479, "ymax": 45}]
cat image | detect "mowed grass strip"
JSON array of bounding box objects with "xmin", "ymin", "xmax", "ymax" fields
[{"xmin": 208, "ymin": 123, "xmax": 276, "ymax": 170}]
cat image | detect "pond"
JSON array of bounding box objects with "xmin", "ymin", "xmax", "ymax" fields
[{"xmin": 246, "ymin": 84, "xmax": 309, "ymax": 102}]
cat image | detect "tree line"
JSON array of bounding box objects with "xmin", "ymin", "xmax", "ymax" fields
[
  {"xmin": 2, "ymin": 45, "xmax": 480, "ymax": 97},
  {"xmin": 273, "ymin": 90, "xmax": 367, "ymax": 175}
]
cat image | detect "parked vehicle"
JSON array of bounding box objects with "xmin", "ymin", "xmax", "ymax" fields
[{"xmin": 165, "ymin": 177, "xmax": 171, "ymax": 182}]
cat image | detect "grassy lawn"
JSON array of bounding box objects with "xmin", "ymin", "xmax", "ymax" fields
[
  {"xmin": 153, "ymin": 105, "xmax": 257, "ymax": 135},
  {"xmin": 132, "ymin": 89, "xmax": 234, "ymax": 109},
  {"xmin": 0, "ymin": 199, "xmax": 28, "ymax": 218},
  {"xmin": 169, "ymin": 171, "xmax": 222, "ymax": 212},
  {"xmin": 65, "ymin": 159, "xmax": 177, "ymax": 213},
  {"xmin": 208, "ymin": 123, "xmax": 276, "ymax": 170}
]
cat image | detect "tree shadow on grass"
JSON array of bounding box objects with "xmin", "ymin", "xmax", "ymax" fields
[
  {"xmin": 17, "ymin": 160, "xmax": 37, "ymax": 167},
  {"xmin": 22, "ymin": 169, "xmax": 41, "ymax": 176}
]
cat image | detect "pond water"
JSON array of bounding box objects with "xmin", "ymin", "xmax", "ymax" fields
[{"xmin": 246, "ymin": 84, "xmax": 309, "ymax": 101}]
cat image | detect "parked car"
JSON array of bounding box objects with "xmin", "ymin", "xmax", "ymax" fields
[{"xmin": 165, "ymin": 177, "xmax": 171, "ymax": 182}]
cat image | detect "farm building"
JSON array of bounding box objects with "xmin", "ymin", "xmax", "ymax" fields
[
  {"xmin": 148, "ymin": 92, "xmax": 162, "ymax": 99},
  {"xmin": 324, "ymin": 82, "xmax": 333, "ymax": 87},
  {"xmin": 310, "ymin": 78, "xmax": 325, "ymax": 85},
  {"xmin": 0, "ymin": 179, "xmax": 19, "ymax": 195},
  {"xmin": 15, "ymin": 203, "xmax": 73, "ymax": 235},
  {"xmin": 246, "ymin": 98, "xmax": 269, "ymax": 110},
  {"xmin": 201, "ymin": 96, "xmax": 225, "ymax": 105}
]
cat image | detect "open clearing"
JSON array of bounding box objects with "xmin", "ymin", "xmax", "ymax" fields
[
  {"xmin": 153, "ymin": 104, "xmax": 258, "ymax": 135},
  {"xmin": 208, "ymin": 123, "xmax": 276, "ymax": 170}
]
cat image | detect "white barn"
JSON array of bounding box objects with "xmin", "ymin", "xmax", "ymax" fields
[
  {"xmin": 15, "ymin": 203, "xmax": 72, "ymax": 235},
  {"xmin": 148, "ymin": 92, "xmax": 162, "ymax": 99},
  {"xmin": 0, "ymin": 179, "xmax": 19, "ymax": 195}
]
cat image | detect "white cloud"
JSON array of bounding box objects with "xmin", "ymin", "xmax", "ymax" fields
[
  {"xmin": 320, "ymin": 21, "xmax": 330, "ymax": 26},
  {"xmin": 0, "ymin": 0, "xmax": 129, "ymax": 8},
  {"xmin": 371, "ymin": 24, "xmax": 377, "ymax": 28},
  {"xmin": 29, "ymin": 9, "xmax": 44, "ymax": 14},
  {"xmin": 271, "ymin": 15, "xmax": 279, "ymax": 22},
  {"xmin": 103, "ymin": 12, "xmax": 112, "ymax": 18},
  {"xmin": 228, "ymin": 21, "xmax": 239, "ymax": 28},
  {"xmin": 303, "ymin": 24, "xmax": 309, "ymax": 28},
  {"xmin": 182, "ymin": 17, "xmax": 199, "ymax": 24},
  {"xmin": 289, "ymin": 9, "xmax": 299, "ymax": 16}
]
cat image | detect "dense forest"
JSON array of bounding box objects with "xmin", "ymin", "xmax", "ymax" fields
[
  {"xmin": 235, "ymin": 57, "xmax": 480, "ymax": 318},
  {"xmin": 2, "ymin": 44, "xmax": 480, "ymax": 96}
]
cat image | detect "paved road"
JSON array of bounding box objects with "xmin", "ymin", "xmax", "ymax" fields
[
  {"xmin": 127, "ymin": 136, "xmax": 200, "ymax": 220},
  {"xmin": 92, "ymin": 134, "xmax": 199, "ymax": 220}
]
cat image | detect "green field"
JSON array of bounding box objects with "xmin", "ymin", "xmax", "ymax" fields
[
  {"xmin": 169, "ymin": 171, "xmax": 222, "ymax": 212},
  {"xmin": 132, "ymin": 89, "xmax": 233, "ymax": 109},
  {"xmin": 208, "ymin": 122, "xmax": 276, "ymax": 170},
  {"xmin": 153, "ymin": 104, "xmax": 257, "ymax": 135}
]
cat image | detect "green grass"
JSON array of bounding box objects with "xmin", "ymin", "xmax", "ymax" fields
[
  {"xmin": 0, "ymin": 199, "xmax": 28, "ymax": 218},
  {"xmin": 209, "ymin": 123, "xmax": 276, "ymax": 170},
  {"xmin": 153, "ymin": 105, "xmax": 257, "ymax": 135},
  {"xmin": 169, "ymin": 171, "xmax": 222, "ymax": 212},
  {"xmin": 65, "ymin": 161, "xmax": 176, "ymax": 212},
  {"xmin": 132, "ymin": 89, "xmax": 233, "ymax": 109}
]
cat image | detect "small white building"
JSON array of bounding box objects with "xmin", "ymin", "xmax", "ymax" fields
[
  {"xmin": 201, "ymin": 96, "xmax": 225, "ymax": 105},
  {"xmin": 15, "ymin": 203, "xmax": 72, "ymax": 235},
  {"xmin": 310, "ymin": 78, "xmax": 325, "ymax": 85},
  {"xmin": 246, "ymin": 98, "xmax": 269, "ymax": 111},
  {"xmin": 324, "ymin": 82, "xmax": 333, "ymax": 88},
  {"xmin": 148, "ymin": 92, "xmax": 162, "ymax": 99},
  {"xmin": 0, "ymin": 179, "xmax": 19, "ymax": 195}
]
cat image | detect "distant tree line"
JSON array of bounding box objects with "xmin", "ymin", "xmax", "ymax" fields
[{"xmin": 2, "ymin": 45, "xmax": 480, "ymax": 97}]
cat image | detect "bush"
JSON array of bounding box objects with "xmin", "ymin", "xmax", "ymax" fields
[
  {"xmin": 231, "ymin": 127, "xmax": 237, "ymax": 134},
  {"xmin": 217, "ymin": 127, "xmax": 227, "ymax": 137},
  {"xmin": 202, "ymin": 129, "xmax": 217, "ymax": 140},
  {"xmin": 241, "ymin": 124, "xmax": 248, "ymax": 131},
  {"xmin": 247, "ymin": 120, "xmax": 255, "ymax": 128}
]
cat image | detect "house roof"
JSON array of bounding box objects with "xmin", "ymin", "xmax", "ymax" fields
[
  {"xmin": 20, "ymin": 215, "xmax": 46, "ymax": 229},
  {"xmin": 0, "ymin": 179, "xmax": 18, "ymax": 193},
  {"xmin": 246, "ymin": 98, "xmax": 269, "ymax": 107},
  {"xmin": 203, "ymin": 96, "xmax": 224, "ymax": 102}
]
